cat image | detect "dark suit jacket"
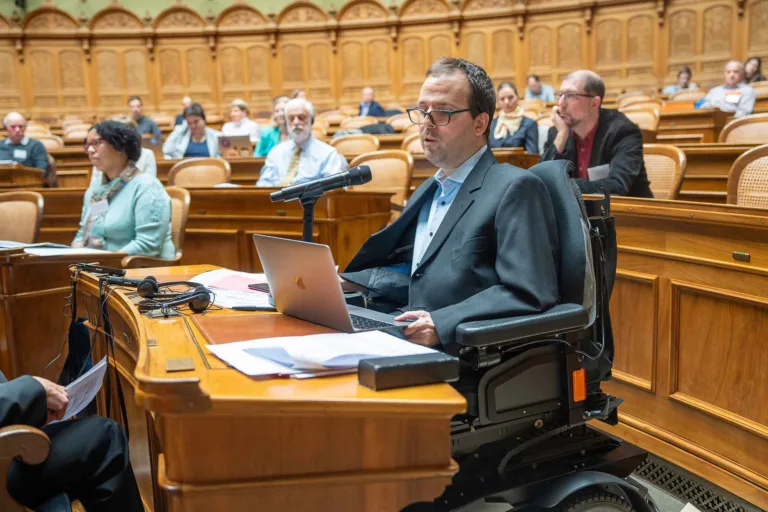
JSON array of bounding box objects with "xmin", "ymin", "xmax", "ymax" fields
[
  {"xmin": 541, "ymin": 108, "xmax": 653, "ymax": 198},
  {"xmin": 342, "ymin": 149, "xmax": 560, "ymax": 348},
  {"xmin": 0, "ymin": 373, "xmax": 47, "ymax": 428},
  {"xmin": 359, "ymin": 101, "xmax": 386, "ymax": 117},
  {"xmin": 488, "ymin": 116, "xmax": 539, "ymax": 153}
]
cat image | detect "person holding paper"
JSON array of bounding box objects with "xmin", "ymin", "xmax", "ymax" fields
[
  {"xmin": 341, "ymin": 57, "xmax": 559, "ymax": 349},
  {"xmin": 0, "ymin": 371, "xmax": 142, "ymax": 511},
  {"xmin": 698, "ymin": 60, "xmax": 756, "ymax": 118},
  {"xmin": 540, "ymin": 70, "xmax": 653, "ymax": 198}
]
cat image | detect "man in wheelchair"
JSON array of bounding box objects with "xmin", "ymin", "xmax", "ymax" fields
[{"xmin": 342, "ymin": 57, "xmax": 656, "ymax": 511}]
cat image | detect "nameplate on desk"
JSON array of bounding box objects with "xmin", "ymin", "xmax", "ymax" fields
[{"xmin": 166, "ymin": 357, "xmax": 195, "ymax": 372}]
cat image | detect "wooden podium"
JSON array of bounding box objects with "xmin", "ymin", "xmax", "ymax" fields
[
  {"xmin": 0, "ymin": 248, "xmax": 124, "ymax": 379},
  {"xmin": 76, "ymin": 265, "xmax": 465, "ymax": 511},
  {"xmin": 0, "ymin": 163, "xmax": 45, "ymax": 188}
]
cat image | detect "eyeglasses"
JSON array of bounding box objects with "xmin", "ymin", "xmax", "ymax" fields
[
  {"xmin": 83, "ymin": 138, "xmax": 107, "ymax": 151},
  {"xmin": 406, "ymin": 107, "xmax": 472, "ymax": 126},
  {"xmin": 555, "ymin": 92, "xmax": 595, "ymax": 103}
]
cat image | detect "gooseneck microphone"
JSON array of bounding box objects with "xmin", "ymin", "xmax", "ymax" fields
[{"xmin": 270, "ymin": 165, "xmax": 373, "ymax": 203}]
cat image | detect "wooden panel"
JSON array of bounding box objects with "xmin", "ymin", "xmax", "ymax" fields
[{"xmin": 2, "ymin": 0, "xmax": 764, "ymax": 114}]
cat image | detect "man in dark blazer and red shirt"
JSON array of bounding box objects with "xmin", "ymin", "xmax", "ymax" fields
[
  {"xmin": 342, "ymin": 58, "xmax": 560, "ymax": 349},
  {"xmin": 541, "ymin": 70, "xmax": 653, "ymax": 198},
  {"xmin": 0, "ymin": 371, "xmax": 143, "ymax": 511}
]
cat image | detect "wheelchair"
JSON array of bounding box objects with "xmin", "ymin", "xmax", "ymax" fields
[{"xmin": 404, "ymin": 160, "xmax": 657, "ymax": 512}]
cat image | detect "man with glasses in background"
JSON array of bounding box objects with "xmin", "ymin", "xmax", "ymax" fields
[
  {"xmin": 341, "ymin": 57, "xmax": 559, "ymax": 349},
  {"xmin": 541, "ymin": 70, "xmax": 653, "ymax": 198}
]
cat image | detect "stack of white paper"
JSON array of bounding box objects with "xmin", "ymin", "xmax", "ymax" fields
[
  {"xmin": 0, "ymin": 241, "xmax": 71, "ymax": 249},
  {"xmin": 192, "ymin": 268, "xmax": 272, "ymax": 309},
  {"xmin": 207, "ymin": 330, "xmax": 436, "ymax": 379}
]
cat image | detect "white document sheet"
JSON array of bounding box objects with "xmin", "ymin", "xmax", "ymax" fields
[
  {"xmin": 53, "ymin": 357, "xmax": 108, "ymax": 423},
  {"xmin": 208, "ymin": 289, "xmax": 273, "ymax": 309},
  {"xmin": 24, "ymin": 247, "xmax": 111, "ymax": 256},
  {"xmin": 192, "ymin": 268, "xmax": 272, "ymax": 309},
  {"xmin": 0, "ymin": 241, "xmax": 70, "ymax": 249}
]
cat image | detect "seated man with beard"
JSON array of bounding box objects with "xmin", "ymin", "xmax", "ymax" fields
[{"xmin": 256, "ymin": 98, "xmax": 348, "ymax": 187}]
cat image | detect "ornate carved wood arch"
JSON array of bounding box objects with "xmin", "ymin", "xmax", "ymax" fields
[
  {"xmin": 338, "ymin": 0, "xmax": 389, "ymax": 22},
  {"xmin": 277, "ymin": 2, "xmax": 329, "ymax": 26},
  {"xmin": 22, "ymin": 5, "xmax": 79, "ymax": 34},
  {"xmin": 153, "ymin": 5, "xmax": 206, "ymax": 32},
  {"xmin": 216, "ymin": 4, "xmax": 268, "ymax": 29},
  {"xmin": 399, "ymin": 0, "xmax": 451, "ymax": 19},
  {"xmin": 89, "ymin": 6, "xmax": 143, "ymax": 32}
]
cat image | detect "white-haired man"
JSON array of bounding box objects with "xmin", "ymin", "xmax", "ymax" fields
[
  {"xmin": 699, "ymin": 60, "xmax": 756, "ymax": 118},
  {"xmin": 1, "ymin": 111, "xmax": 57, "ymax": 186},
  {"xmin": 256, "ymin": 98, "xmax": 348, "ymax": 187}
]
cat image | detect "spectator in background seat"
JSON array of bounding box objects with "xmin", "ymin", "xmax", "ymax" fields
[
  {"xmin": 162, "ymin": 103, "xmax": 221, "ymax": 159},
  {"xmin": 489, "ymin": 81, "xmax": 538, "ymax": 153},
  {"xmin": 662, "ymin": 66, "xmax": 698, "ymax": 94},
  {"xmin": 359, "ymin": 87, "xmax": 386, "ymax": 117},
  {"xmin": 699, "ymin": 60, "xmax": 756, "ymax": 118},
  {"xmin": 524, "ymin": 75, "xmax": 555, "ymax": 102},
  {"xmin": 221, "ymin": 99, "xmax": 261, "ymax": 143},
  {"xmin": 745, "ymin": 57, "xmax": 766, "ymax": 84},
  {"xmin": 128, "ymin": 96, "xmax": 162, "ymax": 145},
  {"xmin": 255, "ymin": 96, "xmax": 290, "ymax": 157},
  {"xmin": 0, "ymin": 111, "xmax": 56, "ymax": 186}
]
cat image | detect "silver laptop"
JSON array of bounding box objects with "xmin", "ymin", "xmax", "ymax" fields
[{"xmin": 253, "ymin": 235, "xmax": 407, "ymax": 332}]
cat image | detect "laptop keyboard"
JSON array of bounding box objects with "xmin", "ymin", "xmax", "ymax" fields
[{"xmin": 350, "ymin": 314, "xmax": 396, "ymax": 331}]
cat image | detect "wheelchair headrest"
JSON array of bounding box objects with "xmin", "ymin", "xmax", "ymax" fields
[{"xmin": 526, "ymin": 160, "xmax": 594, "ymax": 314}]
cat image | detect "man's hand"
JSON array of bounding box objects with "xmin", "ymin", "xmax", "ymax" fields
[
  {"xmin": 33, "ymin": 377, "xmax": 68, "ymax": 424},
  {"xmin": 394, "ymin": 311, "xmax": 440, "ymax": 347},
  {"xmin": 551, "ymin": 106, "xmax": 570, "ymax": 154}
]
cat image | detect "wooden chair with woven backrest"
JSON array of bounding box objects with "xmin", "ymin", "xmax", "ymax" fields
[
  {"xmin": 33, "ymin": 135, "xmax": 64, "ymax": 151},
  {"xmin": 749, "ymin": 80, "xmax": 768, "ymax": 97},
  {"xmin": 329, "ymin": 134, "xmax": 380, "ymax": 156},
  {"xmin": 319, "ymin": 110, "xmax": 347, "ymax": 126},
  {"xmin": 167, "ymin": 157, "xmax": 231, "ymax": 187},
  {"xmin": 617, "ymin": 93, "xmax": 654, "ymax": 109},
  {"xmin": 122, "ymin": 186, "xmax": 190, "ymax": 268},
  {"xmin": 404, "ymin": 123, "xmax": 420, "ymax": 135},
  {"xmin": 621, "ymin": 107, "xmax": 660, "ymax": 131},
  {"xmin": 642, "ymin": 144, "xmax": 686, "ymax": 200},
  {"xmin": 387, "ymin": 113, "xmax": 411, "ymax": 132},
  {"xmin": 718, "ymin": 113, "xmax": 768, "ymax": 144},
  {"xmin": 0, "ymin": 191, "xmax": 43, "ymax": 243},
  {"xmin": 25, "ymin": 120, "xmax": 50, "ymax": 133},
  {"xmin": 339, "ymin": 116, "xmax": 379, "ymax": 130},
  {"xmin": 401, "ymin": 133, "xmax": 423, "ymax": 154},
  {"xmin": 348, "ymin": 150, "xmax": 414, "ymax": 222},
  {"xmin": 339, "ymin": 105, "xmax": 359, "ymax": 117},
  {"xmin": 668, "ymin": 89, "xmax": 707, "ymax": 103},
  {"xmin": 727, "ymin": 143, "xmax": 768, "ymax": 208}
]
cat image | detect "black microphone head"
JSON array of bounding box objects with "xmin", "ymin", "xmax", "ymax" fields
[
  {"xmin": 348, "ymin": 165, "xmax": 372, "ymax": 186},
  {"xmin": 269, "ymin": 190, "xmax": 283, "ymax": 202}
]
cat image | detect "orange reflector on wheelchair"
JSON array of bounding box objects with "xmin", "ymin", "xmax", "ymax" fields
[{"xmin": 572, "ymin": 368, "xmax": 586, "ymax": 402}]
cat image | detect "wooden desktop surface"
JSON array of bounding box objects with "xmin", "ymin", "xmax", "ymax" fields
[
  {"xmin": 597, "ymin": 196, "xmax": 768, "ymax": 509},
  {"xmin": 76, "ymin": 264, "xmax": 466, "ymax": 511}
]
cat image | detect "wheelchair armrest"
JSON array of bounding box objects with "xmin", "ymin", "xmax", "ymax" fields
[{"xmin": 456, "ymin": 303, "xmax": 590, "ymax": 348}]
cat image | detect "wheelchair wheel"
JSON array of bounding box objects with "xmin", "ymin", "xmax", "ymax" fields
[{"xmin": 564, "ymin": 491, "xmax": 634, "ymax": 511}]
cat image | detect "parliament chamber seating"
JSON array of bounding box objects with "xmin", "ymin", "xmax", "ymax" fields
[
  {"xmin": 718, "ymin": 113, "xmax": 768, "ymax": 143},
  {"xmin": 622, "ymin": 107, "xmax": 661, "ymax": 132},
  {"xmin": 339, "ymin": 115, "xmax": 378, "ymax": 130},
  {"xmin": 668, "ymin": 89, "xmax": 707, "ymax": 103},
  {"xmin": 642, "ymin": 144, "xmax": 686, "ymax": 200},
  {"xmin": 35, "ymin": 135, "xmax": 64, "ymax": 150},
  {"xmin": 167, "ymin": 157, "xmax": 231, "ymax": 188},
  {"xmin": 329, "ymin": 133, "xmax": 380, "ymax": 156},
  {"xmin": 726, "ymin": 143, "xmax": 768, "ymax": 208},
  {"xmin": 387, "ymin": 112, "xmax": 411, "ymax": 131},
  {"xmin": 401, "ymin": 133, "xmax": 424, "ymax": 153},
  {"xmin": 348, "ymin": 150, "xmax": 414, "ymax": 220},
  {"xmin": 0, "ymin": 191, "xmax": 43, "ymax": 243},
  {"xmin": 122, "ymin": 186, "xmax": 190, "ymax": 269}
]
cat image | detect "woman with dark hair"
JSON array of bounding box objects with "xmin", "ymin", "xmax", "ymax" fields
[
  {"xmin": 162, "ymin": 102, "xmax": 222, "ymax": 159},
  {"xmin": 489, "ymin": 81, "xmax": 538, "ymax": 153},
  {"xmin": 72, "ymin": 120, "xmax": 174, "ymax": 258},
  {"xmin": 254, "ymin": 95, "xmax": 290, "ymax": 157},
  {"xmin": 662, "ymin": 66, "xmax": 698, "ymax": 94},
  {"xmin": 745, "ymin": 57, "xmax": 766, "ymax": 84}
]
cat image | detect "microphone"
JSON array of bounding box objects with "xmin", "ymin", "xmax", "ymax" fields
[{"xmin": 270, "ymin": 165, "xmax": 372, "ymax": 202}]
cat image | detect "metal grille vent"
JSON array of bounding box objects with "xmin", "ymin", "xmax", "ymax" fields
[{"xmin": 634, "ymin": 457, "xmax": 762, "ymax": 512}]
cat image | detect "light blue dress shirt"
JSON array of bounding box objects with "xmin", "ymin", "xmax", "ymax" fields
[
  {"xmin": 72, "ymin": 172, "xmax": 175, "ymax": 258},
  {"xmin": 524, "ymin": 84, "xmax": 555, "ymax": 102},
  {"xmin": 411, "ymin": 145, "xmax": 488, "ymax": 275},
  {"xmin": 256, "ymin": 136, "xmax": 348, "ymax": 187}
]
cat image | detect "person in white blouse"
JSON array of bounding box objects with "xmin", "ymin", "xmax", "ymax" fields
[
  {"xmin": 221, "ymin": 99, "xmax": 261, "ymax": 143},
  {"xmin": 256, "ymin": 98, "xmax": 348, "ymax": 187},
  {"xmin": 89, "ymin": 116, "xmax": 157, "ymax": 188}
]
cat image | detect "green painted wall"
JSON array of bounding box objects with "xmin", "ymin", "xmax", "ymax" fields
[{"xmin": 0, "ymin": 0, "xmax": 379, "ymax": 23}]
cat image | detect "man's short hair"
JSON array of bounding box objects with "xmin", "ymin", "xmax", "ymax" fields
[
  {"xmin": 566, "ymin": 70, "xmax": 606, "ymax": 102},
  {"xmin": 2, "ymin": 111, "xmax": 25, "ymax": 127},
  {"xmin": 527, "ymin": 74, "xmax": 541, "ymax": 82},
  {"xmin": 426, "ymin": 57, "xmax": 496, "ymax": 137},
  {"xmin": 128, "ymin": 95, "xmax": 142, "ymax": 104},
  {"xmin": 726, "ymin": 59, "xmax": 745, "ymax": 72},
  {"xmin": 284, "ymin": 98, "xmax": 316, "ymax": 125}
]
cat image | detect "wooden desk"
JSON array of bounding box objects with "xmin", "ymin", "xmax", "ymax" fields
[
  {"xmin": 597, "ymin": 197, "xmax": 768, "ymax": 509},
  {"xmin": 32, "ymin": 188, "xmax": 393, "ymax": 272},
  {"xmin": 76, "ymin": 264, "xmax": 465, "ymax": 511},
  {"xmin": 0, "ymin": 163, "xmax": 44, "ymax": 188},
  {"xmin": 676, "ymin": 143, "xmax": 757, "ymax": 204},
  {"xmin": 658, "ymin": 108, "xmax": 728, "ymax": 143},
  {"xmin": 0, "ymin": 248, "xmax": 124, "ymax": 379}
]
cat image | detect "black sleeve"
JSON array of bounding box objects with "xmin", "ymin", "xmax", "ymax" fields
[
  {"xmin": 151, "ymin": 121, "xmax": 163, "ymax": 143},
  {"xmin": 525, "ymin": 120, "xmax": 539, "ymax": 154},
  {"xmin": 573, "ymin": 122, "xmax": 644, "ymax": 196},
  {"xmin": 541, "ymin": 126, "xmax": 564, "ymax": 161},
  {"xmin": 0, "ymin": 376, "xmax": 47, "ymax": 428}
]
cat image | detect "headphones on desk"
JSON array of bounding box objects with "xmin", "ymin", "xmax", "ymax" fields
[{"xmin": 106, "ymin": 276, "xmax": 213, "ymax": 314}]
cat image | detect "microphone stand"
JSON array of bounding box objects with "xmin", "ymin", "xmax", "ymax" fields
[{"xmin": 298, "ymin": 182, "xmax": 324, "ymax": 243}]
